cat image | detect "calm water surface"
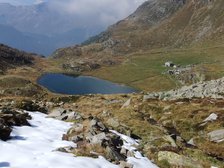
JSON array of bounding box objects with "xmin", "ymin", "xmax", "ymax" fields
[{"xmin": 38, "ymin": 73, "xmax": 138, "ymax": 95}]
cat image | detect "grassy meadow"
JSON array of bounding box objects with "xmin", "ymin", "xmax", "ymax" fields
[{"xmin": 86, "ymin": 45, "xmax": 224, "ymax": 91}]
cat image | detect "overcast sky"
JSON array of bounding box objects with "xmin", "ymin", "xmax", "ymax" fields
[
  {"xmin": 0, "ymin": 0, "xmax": 44, "ymax": 5},
  {"xmin": 0, "ymin": 0, "xmax": 147, "ymax": 31},
  {"xmin": 0, "ymin": 0, "xmax": 146, "ymax": 17}
]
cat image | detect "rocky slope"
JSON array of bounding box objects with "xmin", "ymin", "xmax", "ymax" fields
[
  {"xmin": 144, "ymin": 76, "xmax": 224, "ymax": 100},
  {"xmin": 0, "ymin": 44, "xmax": 36, "ymax": 72},
  {"xmin": 1, "ymin": 90, "xmax": 223, "ymax": 167},
  {"xmin": 52, "ymin": 0, "xmax": 224, "ymax": 71}
]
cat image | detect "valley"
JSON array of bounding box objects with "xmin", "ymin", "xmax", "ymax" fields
[{"xmin": 0, "ymin": 0, "xmax": 224, "ymax": 168}]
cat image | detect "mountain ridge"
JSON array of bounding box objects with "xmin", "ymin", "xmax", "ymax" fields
[{"xmin": 53, "ymin": 0, "xmax": 223, "ymax": 62}]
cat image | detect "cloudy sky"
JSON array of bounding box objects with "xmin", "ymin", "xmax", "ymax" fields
[
  {"xmin": 0, "ymin": 0, "xmax": 147, "ymax": 34},
  {"xmin": 49, "ymin": 0, "xmax": 147, "ymax": 26},
  {"xmin": 0, "ymin": 0, "xmax": 146, "ymax": 25},
  {"xmin": 0, "ymin": 0, "xmax": 45, "ymax": 5}
]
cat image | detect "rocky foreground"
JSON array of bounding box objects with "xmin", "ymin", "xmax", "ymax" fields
[
  {"xmin": 1, "ymin": 75, "xmax": 224, "ymax": 167},
  {"xmin": 1, "ymin": 87, "xmax": 224, "ymax": 168},
  {"xmin": 0, "ymin": 105, "xmax": 157, "ymax": 168}
]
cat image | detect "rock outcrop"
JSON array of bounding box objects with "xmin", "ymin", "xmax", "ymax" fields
[
  {"xmin": 0, "ymin": 108, "xmax": 31, "ymax": 141},
  {"xmin": 59, "ymin": 115, "xmax": 150, "ymax": 167},
  {"xmin": 144, "ymin": 77, "xmax": 224, "ymax": 100}
]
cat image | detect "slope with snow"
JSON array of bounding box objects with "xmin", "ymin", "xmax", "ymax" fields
[{"xmin": 0, "ymin": 112, "xmax": 158, "ymax": 168}]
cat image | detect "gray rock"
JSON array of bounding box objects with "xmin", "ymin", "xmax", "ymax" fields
[
  {"xmin": 207, "ymin": 129, "xmax": 224, "ymax": 143},
  {"xmin": 90, "ymin": 119, "xmax": 97, "ymax": 127},
  {"xmin": 119, "ymin": 161, "xmax": 133, "ymax": 168},
  {"xmin": 89, "ymin": 133, "xmax": 107, "ymax": 144},
  {"xmin": 70, "ymin": 135, "xmax": 83, "ymax": 143},
  {"xmin": 90, "ymin": 118, "xmax": 107, "ymax": 132},
  {"xmin": 120, "ymin": 147, "xmax": 127, "ymax": 155},
  {"xmin": 187, "ymin": 138, "xmax": 196, "ymax": 146},
  {"xmin": 163, "ymin": 135, "xmax": 177, "ymax": 147},
  {"xmin": 68, "ymin": 123, "xmax": 84, "ymax": 134},
  {"xmin": 64, "ymin": 112, "xmax": 82, "ymax": 121},
  {"xmin": 203, "ymin": 113, "xmax": 218, "ymax": 122},
  {"xmin": 145, "ymin": 77, "xmax": 224, "ymax": 100},
  {"xmin": 48, "ymin": 108, "xmax": 65, "ymax": 118},
  {"xmin": 121, "ymin": 99, "xmax": 131, "ymax": 109},
  {"xmin": 105, "ymin": 146, "xmax": 126, "ymax": 162},
  {"xmin": 107, "ymin": 118, "xmax": 120, "ymax": 128},
  {"xmin": 49, "ymin": 108, "xmax": 82, "ymax": 121}
]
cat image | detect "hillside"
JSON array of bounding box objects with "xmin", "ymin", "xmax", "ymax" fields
[
  {"xmin": 0, "ymin": 44, "xmax": 52, "ymax": 98},
  {"xmin": 0, "ymin": 1, "xmax": 223, "ymax": 167},
  {"xmin": 52, "ymin": 0, "xmax": 224, "ymax": 91},
  {"xmin": 54, "ymin": 0, "xmax": 224, "ymax": 59},
  {"xmin": 0, "ymin": 44, "xmax": 35, "ymax": 71}
]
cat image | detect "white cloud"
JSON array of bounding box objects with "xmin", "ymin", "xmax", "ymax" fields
[
  {"xmin": 34, "ymin": 0, "xmax": 45, "ymax": 4},
  {"xmin": 0, "ymin": 0, "xmax": 147, "ymax": 30},
  {"xmin": 47, "ymin": 0, "xmax": 146, "ymax": 27},
  {"xmin": 0, "ymin": 0, "xmax": 38, "ymax": 5}
]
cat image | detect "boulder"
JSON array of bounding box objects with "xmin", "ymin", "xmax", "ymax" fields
[
  {"xmin": 88, "ymin": 133, "xmax": 107, "ymax": 144},
  {"xmin": 0, "ymin": 120, "xmax": 12, "ymax": 141},
  {"xmin": 89, "ymin": 118, "xmax": 108, "ymax": 132},
  {"xmin": 207, "ymin": 129, "xmax": 224, "ymax": 143},
  {"xmin": 48, "ymin": 108, "xmax": 64, "ymax": 118},
  {"xmin": 61, "ymin": 111, "xmax": 82, "ymax": 121},
  {"xmin": 105, "ymin": 146, "xmax": 126, "ymax": 162},
  {"xmin": 49, "ymin": 108, "xmax": 82, "ymax": 121},
  {"xmin": 0, "ymin": 108, "xmax": 31, "ymax": 126},
  {"xmin": 0, "ymin": 108, "xmax": 31, "ymax": 141}
]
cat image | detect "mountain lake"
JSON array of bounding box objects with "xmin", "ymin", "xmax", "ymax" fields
[{"xmin": 38, "ymin": 73, "xmax": 138, "ymax": 95}]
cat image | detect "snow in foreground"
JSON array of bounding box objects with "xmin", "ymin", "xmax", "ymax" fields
[{"xmin": 0, "ymin": 112, "xmax": 157, "ymax": 168}]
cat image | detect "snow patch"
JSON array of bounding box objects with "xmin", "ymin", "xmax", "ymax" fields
[
  {"xmin": 0, "ymin": 112, "xmax": 157, "ymax": 168},
  {"xmin": 0, "ymin": 112, "xmax": 117, "ymax": 168},
  {"xmin": 110, "ymin": 130, "xmax": 158, "ymax": 168}
]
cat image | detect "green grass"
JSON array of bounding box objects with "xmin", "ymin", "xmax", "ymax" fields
[{"xmin": 87, "ymin": 46, "xmax": 224, "ymax": 91}]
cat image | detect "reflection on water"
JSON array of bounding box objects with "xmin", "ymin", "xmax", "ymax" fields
[{"xmin": 38, "ymin": 73, "xmax": 138, "ymax": 95}]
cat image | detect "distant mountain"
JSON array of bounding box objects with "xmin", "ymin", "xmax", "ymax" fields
[
  {"xmin": 0, "ymin": 2, "xmax": 103, "ymax": 56},
  {"xmin": 0, "ymin": 24, "xmax": 98, "ymax": 56},
  {"xmin": 0, "ymin": 2, "xmax": 74, "ymax": 35},
  {"xmin": 53, "ymin": 0, "xmax": 224, "ymax": 62},
  {"xmin": 0, "ymin": 24, "xmax": 52, "ymax": 56}
]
